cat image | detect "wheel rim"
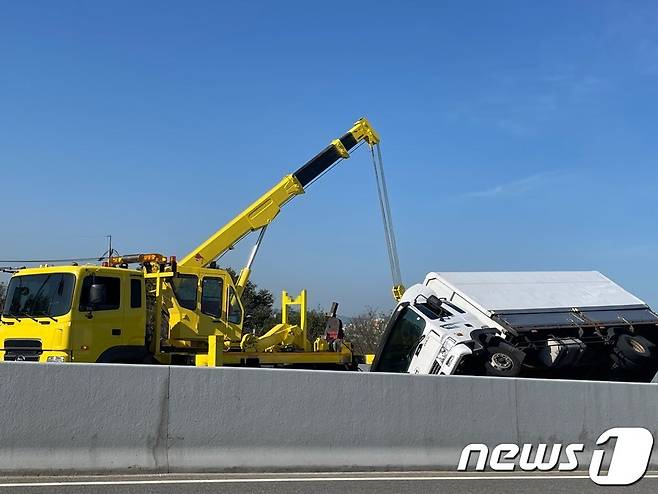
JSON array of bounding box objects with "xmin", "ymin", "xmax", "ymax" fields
[{"xmin": 490, "ymin": 352, "xmax": 514, "ymax": 371}]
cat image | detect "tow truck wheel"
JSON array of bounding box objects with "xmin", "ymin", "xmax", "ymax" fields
[
  {"xmin": 612, "ymin": 334, "xmax": 654, "ymax": 369},
  {"xmin": 484, "ymin": 344, "xmax": 523, "ymax": 377}
]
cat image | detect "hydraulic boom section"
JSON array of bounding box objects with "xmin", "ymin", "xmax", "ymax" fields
[{"xmin": 178, "ymin": 118, "xmax": 381, "ymax": 296}]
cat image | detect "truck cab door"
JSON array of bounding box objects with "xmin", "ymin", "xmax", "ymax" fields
[
  {"xmin": 194, "ymin": 275, "xmax": 243, "ymax": 344},
  {"xmin": 196, "ymin": 276, "xmax": 225, "ymax": 337},
  {"xmin": 72, "ymin": 273, "xmax": 125, "ymax": 362},
  {"xmin": 168, "ymin": 273, "xmax": 201, "ymax": 341}
]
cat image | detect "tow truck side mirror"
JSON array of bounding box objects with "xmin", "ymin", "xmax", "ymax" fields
[{"xmin": 88, "ymin": 283, "xmax": 106, "ymax": 308}]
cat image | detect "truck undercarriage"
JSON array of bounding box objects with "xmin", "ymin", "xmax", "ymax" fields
[{"xmin": 482, "ymin": 305, "xmax": 658, "ymax": 380}]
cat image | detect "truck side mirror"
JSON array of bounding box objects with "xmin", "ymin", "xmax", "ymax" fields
[
  {"xmin": 427, "ymin": 295, "xmax": 443, "ymax": 312},
  {"xmin": 88, "ymin": 283, "xmax": 106, "ymax": 307}
]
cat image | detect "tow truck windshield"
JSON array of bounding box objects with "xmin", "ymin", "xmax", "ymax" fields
[{"xmin": 2, "ymin": 273, "xmax": 75, "ymax": 319}]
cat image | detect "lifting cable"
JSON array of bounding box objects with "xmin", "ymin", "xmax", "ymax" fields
[
  {"xmin": 303, "ymin": 138, "xmax": 402, "ymax": 291},
  {"xmin": 370, "ymin": 143, "xmax": 403, "ymax": 290}
]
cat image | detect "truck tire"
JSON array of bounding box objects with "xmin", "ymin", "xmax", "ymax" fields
[
  {"xmin": 612, "ymin": 334, "xmax": 654, "ymax": 369},
  {"xmin": 96, "ymin": 346, "xmax": 150, "ymax": 364},
  {"xmin": 484, "ymin": 344, "xmax": 523, "ymax": 377}
]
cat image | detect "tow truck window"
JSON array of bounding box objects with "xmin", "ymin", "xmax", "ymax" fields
[
  {"xmin": 373, "ymin": 307, "xmax": 426, "ymax": 373},
  {"xmin": 79, "ymin": 276, "xmax": 120, "ymax": 311},
  {"xmin": 171, "ymin": 275, "xmax": 198, "ymax": 311},
  {"xmin": 201, "ymin": 278, "xmax": 224, "ymax": 318},
  {"xmin": 227, "ymin": 286, "xmax": 243, "ymax": 325},
  {"xmin": 3, "ymin": 273, "xmax": 75, "ymax": 318},
  {"xmin": 130, "ymin": 279, "xmax": 142, "ymax": 308}
]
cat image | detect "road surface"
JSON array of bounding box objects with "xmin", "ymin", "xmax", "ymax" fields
[{"xmin": 0, "ymin": 472, "xmax": 656, "ymax": 493}]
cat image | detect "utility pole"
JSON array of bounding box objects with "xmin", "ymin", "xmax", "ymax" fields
[{"xmin": 98, "ymin": 235, "xmax": 115, "ymax": 262}]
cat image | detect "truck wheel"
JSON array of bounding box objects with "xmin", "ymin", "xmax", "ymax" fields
[
  {"xmin": 484, "ymin": 344, "xmax": 522, "ymax": 377},
  {"xmin": 612, "ymin": 334, "xmax": 654, "ymax": 369}
]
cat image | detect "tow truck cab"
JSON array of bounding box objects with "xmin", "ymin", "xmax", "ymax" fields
[
  {"xmin": 0, "ymin": 265, "xmax": 145, "ymax": 363},
  {"xmin": 0, "ymin": 264, "xmax": 245, "ymax": 364}
]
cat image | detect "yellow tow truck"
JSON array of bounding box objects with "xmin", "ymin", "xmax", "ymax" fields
[{"xmin": 0, "ymin": 118, "xmax": 403, "ymax": 368}]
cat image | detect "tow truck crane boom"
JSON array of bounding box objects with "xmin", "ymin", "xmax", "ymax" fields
[
  {"xmin": 0, "ymin": 117, "xmax": 401, "ymax": 368},
  {"xmin": 179, "ymin": 118, "xmax": 382, "ymax": 296}
]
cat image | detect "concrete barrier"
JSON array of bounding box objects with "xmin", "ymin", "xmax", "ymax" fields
[
  {"xmin": 0, "ymin": 362, "xmax": 656, "ymax": 473},
  {"xmin": 0, "ymin": 363, "xmax": 170, "ymax": 473}
]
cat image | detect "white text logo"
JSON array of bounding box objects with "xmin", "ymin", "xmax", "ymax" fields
[{"xmin": 457, "ymin": 427, "xmax": 653, "ymax": 486}]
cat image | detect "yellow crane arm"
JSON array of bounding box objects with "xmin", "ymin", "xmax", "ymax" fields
[{"xmin": 178, "ymin": 118, "xmax": 380, "ymax": 295}]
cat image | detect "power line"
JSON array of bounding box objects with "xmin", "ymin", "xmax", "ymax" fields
[
  {"xmin": 0, "ymin": 236, "xmax": 121, "ymax": 264},
  {"xmin": 0, "ymin": 257, "xmax": 102, "ymax": 264},
  {"xmin": 0, "ymin": 234, "xmax": 118, "ymax": 264}
]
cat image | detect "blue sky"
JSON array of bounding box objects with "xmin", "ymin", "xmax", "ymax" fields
[{"xmin": 2, "ymin": 1, "xmax": 658, "ymax": 314}]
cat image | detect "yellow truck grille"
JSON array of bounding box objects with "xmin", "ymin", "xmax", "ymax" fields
[{"xmin": 3, "ymin": 339, "xmax": 42, "ymax": 362}]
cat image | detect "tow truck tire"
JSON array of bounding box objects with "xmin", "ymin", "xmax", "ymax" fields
[
  {"xmin": 612, "ymin": 334, "xmax": 654, "ymax": 369},
  {"xmin": 484, "ymin": 344, "xmax": 523, "ymax": 377}
]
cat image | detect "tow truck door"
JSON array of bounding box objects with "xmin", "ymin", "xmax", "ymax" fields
[
  {"xmin": 195, "ymin": 274, "xmax": 225, "ymax": 336},
  {"xmin": 195, "ymin": 271, "xmax": 242, "ymax": 343},
  {"xmin": 71, "ymin": 271, "xmax": 126, "ymax": 362}
]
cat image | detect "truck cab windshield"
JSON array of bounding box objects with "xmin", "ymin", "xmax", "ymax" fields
[
  {"xmin": 2, "ymin": 273, "xmax": 75, "ymax": 319},
  {"xmin": 372, "ymin": 307, "xmax": 426, "ymax": 373}
]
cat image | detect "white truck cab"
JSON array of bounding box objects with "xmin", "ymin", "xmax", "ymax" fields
[{"xmin": 371, "ymin": 272, "xmax": 658, "ymax": 381}]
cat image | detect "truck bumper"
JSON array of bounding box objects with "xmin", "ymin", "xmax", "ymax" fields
[{"xmin": 0, "ymin": 350, "xmax": 71, "ymax": 363}]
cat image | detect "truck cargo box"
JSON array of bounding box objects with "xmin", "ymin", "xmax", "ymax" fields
[{"xmin": 424, "ymin": 271, "xmax": 658, "ymax": 334}]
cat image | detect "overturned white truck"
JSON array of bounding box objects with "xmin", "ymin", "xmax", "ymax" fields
[{"xmin": 371, "ymin": 272, "xmax": 658, "ymax": 381}]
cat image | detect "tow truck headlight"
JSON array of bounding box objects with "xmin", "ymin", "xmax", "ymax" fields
[
  {"xmin": 443, "ymin": 337, "xmax": 456, "ymax": 351},
  {"xmin": 46, "ymin": 356, "xmax": 66, "ymax": 363}
]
